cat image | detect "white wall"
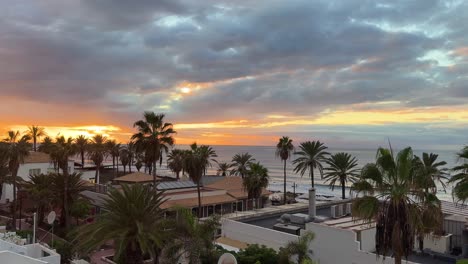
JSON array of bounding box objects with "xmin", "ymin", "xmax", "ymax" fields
[
  {"xmin": 1, "ymin": 161, "xmax": 74, "ymax": 202},
  {"xmin": 0, "ymin": 251, "xmax": 47, "ymax": 264},
  {"xmin": 305, "ymin": 222, "xmax": 419, "ymax": 264},
  {"xmin": 360, "ymin": 228, "xmax": 376, "ymax": 252},
  {"xmin": 422, "ymin": 233, "xmax": 452, "ymax": 254},
  {"xmin": 221, "ymin": 219, "xmax": 298, "ymax": 251}
]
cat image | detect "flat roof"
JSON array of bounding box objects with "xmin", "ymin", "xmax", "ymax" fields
[
  {"xmin": 113, "ymin": 172, "xmax": 162, "ymax": 183},
  {"xmin": 161, "ymin": 194, "xmax": 237, "ymax": 209}
]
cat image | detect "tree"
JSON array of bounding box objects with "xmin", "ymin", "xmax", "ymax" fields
[
  {"xmin": 88, "ymin": 134, "xmax": 107, "ymax": 184},
  {"xmin": 75, "ymin": 184, "xmax": 168, "ymax": 264},
  {"xmin": 163, "ymin": 208, "xmax": 220, "ymax": 264},
  {"xmin": 26, "ymin": 126, "xmax": 47, "ymax": 152},
  {"xmin": 279, "ymin": 231, "xmax": 315, "ymax": 264},
  {"xmin": 216, "ymin": 162, "xmax": 232, "ymax": 176},
  {"xmin": 413, "ymin": 153, "xmax": 448, "ymax": 194},
  {"xmin": 167, "ymin": 149, "xmax": 185, "ymax": 180},
  {"xmin": 106, "ymin": 140, "xmax": 121, "ymax": 178},
  {"xmin": 276, "ymin": 136, "xmax": 294, "ymax": 205},
  {"xmin": 23, "ymin": 173, "xmax": 53, "ymax": 226},
  {"xmin": 48, "ymin": 136, "xmax": 77, "ymax": 228},
  {"xmin": 0, "ymin": 143, "xmax": 11, "ymax": 200},
  {"xmin": 50, "ymin": 172, "xmax": 86, "ymax": 228},
  {"xmin": 323, "ymin": 152, "xmax": 359, "ymax": 199},
  {"xmin": 231, "ymin": 153, "xmax": 255, "ymax": 178},
  {"xmin": 184, "ymin": 143, "xmax": 217, "ymax": 218},
  {"xmin": 75, "ymin": 135, "xmax": 88, "ymax": 168},
  {"xmin": 3, "ymin": 131, "xmax": 31, "ymax": 230},
  {"xmin": 351, "ymin": 147, "xmax": 443, "ymax": 264},
  {"xmin": 293, "ymin": 141, "xmax": 329, "ymax": 189},
  {"xmin": 132, "ymin": 112, "xmax": 176, "ymax": 188},
  {"xmin": 70, "ymin": 198, "xmax": 91, "ymax": 226},
  {"xmin": 119, "ymin": 146, "xmax": 130, "ymax": 174},
  {"xmin": 237, "ymin": 244, "xmax": 278, "ymax": 264},
  {"xmin": 243, "ymin": 162, "xmax": 269, "ymax": 209},
  {"xmin": 448, "ymin": 146, "xmax": 468, "ymax": 203}
]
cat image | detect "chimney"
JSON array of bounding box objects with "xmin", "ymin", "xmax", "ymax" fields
[{"xmin": 309, "ymin": 188, "xmax": 316, "ymax": 219}]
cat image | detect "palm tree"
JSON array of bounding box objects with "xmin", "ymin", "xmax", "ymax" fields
[
  {"xmin": 23, "ymin": 173, "xmax": 53, "ymax": 225},
  {"xmin": 38, "ymin": 136, "xmax": 55, "ymax": 154},
  {"xmin": 75, "ymin": 135, "xmax": 88, "ymax": 168},
  {"xmin": 216, "ymin": 162, "xmax": 232, "ymax": 176},
  {"xmin": 0, "ymin": 143, "xmax": 10, "ymax": 200},
  {"xmin": 48, "ymin": 136, "xmax": 77, "ymax": 228},
  {"xmin": 279, "ymin": 231, "xmax": 315, "ymax": 264},
  {"xmin": 50, "ymin": 172, "xmax": 86, "ymax": 227},
  {"xmin": 276, "ymin": 136, "xmax": 294, "ymax": 205},
  {"xmin": 132, "ymin": 112, "xmax": 176, "ymax": 188},
  {"xmin": 75, "ymin": 184, "xmax": 168, "ymax": 264},
  {"xmin": 88, "ymin": 134, "xmax": 108, "ymax": 184},
  {"xmin": 413, "ymin": 152, "xmax": 448, "ymax": 194},
  {"xmin": 127, "ymin": 141, "xmax": 136, "ymax": 173},
  {"xmin": 352, "ymin": 147, "xmax": 442, "ymax": 264},
  {"xmin": 3, "ymin": 131, "xmax": 31, "ymax": 230},
  {"xmin": 120, "ymin": 146, "xmax": 130, "ymax": 174},
  {"xmin": 323, "ymin": 152, "xmax": 359, "ymax": 199},
  {"xmin": 167, "ymin": 149, "xmax": 185, "ymax": 180},
  {"xmin": 26, "ymin": 126, "xmax": 47, "ymax": 152},
  {"xmin": 163, "ymin": 208, "xmax": 220, "ymax": 264},
  {"xmin": 231, "ymin": 153, "xmax": 255, "ymax": 178},
  {"xmin": 448, "ymin": 146, "xmax": 468, "ymax": 203},
  {"xmin": 293, "ymin": 141, "xmax": 329, "ymax": 189},
  {"xmin": 184, "ymin": 143, "xmax": 217, "ymax": 218},
  {"xmin": 106, "ymin": 140, "xmax": 121, "ymax": 178},
  {"xmin": 243, "ymin": 162, "xmax": 269, "ymax": 209}
]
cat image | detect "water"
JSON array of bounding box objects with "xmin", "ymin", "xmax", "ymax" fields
[{"xmin": 80, "ymin": 145, "xmax": 462, "ymax": 201}]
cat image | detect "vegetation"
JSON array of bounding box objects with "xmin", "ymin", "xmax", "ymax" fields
[
  {"xmin": 216, "ymin": 161, "xmax": 232, "ymax": 176},
  {"xmin": 75, "ymin": 184, "xmax": 168, "ymax": 264},
  {"xmin": 276, "ymin": 136, "xmax": 294, "ymax": 204},
  {"xmin": 237, "ymin": 244, "xmax": 279, "ymax": 264},
  {"xmin": 23, "ymin": 173, "xmax": 53, "ymax": 225},
  {"xmin": 279, "ymin": 231, "xmax": 316, "ymax": 264},
  {"xmin": 26, "ymin": 126, "xmax": 47, "ymax": 152},
  {"xmin": 88, "ymin": 134, "xmax": 108, "ymax": 184},
  {"xmin": 132, "ymin": 112, "xmax": 176, "ymax": 186},
  {"xmin": 293, "ymin": 141, "xmax": 329, "ymax": 188},
  {"xmin": 323, "ymin": 152, "xmax": 359, "ymax": 199},
  {"xmin": 449, "ymin": 146, "xmax": 468, "ymax": 203},
  {"xmin": 351, "ymin": 146, "xmax": 443, "ymax": 264},
  {"xmin": 243, "ymin": 162, "xmax": 269, "ymax": 209},
  {"xmin": 167, "ymin": 149, "xmax": 185, "ymax": 180},
  {"xmin": 75, "ymin": 135, "xmax": 88, "ymax": 167},
  {"xmin": 231, "ymin": 153, "xmax": 255, "ymax": 178}
]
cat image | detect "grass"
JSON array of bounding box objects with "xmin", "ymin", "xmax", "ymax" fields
[{"xmin": 457, "ymin": 260, "xmax": 468, "ymax": 264}]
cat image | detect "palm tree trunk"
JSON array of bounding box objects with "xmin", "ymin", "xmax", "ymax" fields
[
  {"xmin": 33, "ymin": 138, "xmax": 37, "ymax": 152},
  {"xmin": 197, "ymin": 182, "xmax": 202, "ymax": 218},
  {"xmin": 12, "ymin": 166, "xmax": 18, "ymax": 231},
  {"xmin": 129, "ymin": 157, "xmax": 132, "ymax": 173},
  {"xmin": 153, "ymin": 160, "xmax": 157, "ymax": 190},
  {"xmin": 62, "ymin": 162, "xmax": 70, "ymax": 228},
  {"xmin": 310, "ymin": 165, "xmax": 314, "ymax": 188},
  {"xmin": 81, "ymin": 150, "xmax": 85, "ymax": 168},
  {"xmin": 341, "ymin": 178, "xmax": 346, "ymax": 199},
  {"xmin": 283, "ymin": 159, "xmax": 287, "ymax": 205},
  {"xmin": 112, "ymin": 156, "xmax": 116, "ymax": 178},
  {"xmin": 176, "ymin": 171, "xmax": 180, "ymax": 180}
]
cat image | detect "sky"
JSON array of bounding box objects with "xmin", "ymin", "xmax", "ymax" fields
[{"xmin": 0, "ymin": 0, "xmax": 467, "ymax": 150}]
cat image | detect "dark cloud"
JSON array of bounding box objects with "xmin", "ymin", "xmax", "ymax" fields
[{"xmin": 0, "ymin": 0, "xmax": 467, "ymax": 139}]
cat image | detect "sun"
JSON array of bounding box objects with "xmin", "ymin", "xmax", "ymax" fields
[{"xmin": 180, "ymin": 87, "xmax": 191, "ymax": 94}]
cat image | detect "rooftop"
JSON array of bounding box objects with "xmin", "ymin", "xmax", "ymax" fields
[
  {"xmin": 24, "ymin": 152, "xmax": 51, "ymax": 164},
  {"xmin": 113, "ymin": 172, "xmax": 163, "ymax": 183}
]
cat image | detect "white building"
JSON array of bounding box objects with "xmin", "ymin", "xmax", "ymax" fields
[
  {"xmin": 0, "ymin": 233, "xmax": 60, "ymax": 264},
  {"xmin": 1, "ymin": 152, "xmax": 75, "ymax": 203}
]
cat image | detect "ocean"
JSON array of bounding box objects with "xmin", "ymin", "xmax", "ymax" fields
[{"xmin": 91, "ymin": 145, "xmax": 462, "ymax": 201}]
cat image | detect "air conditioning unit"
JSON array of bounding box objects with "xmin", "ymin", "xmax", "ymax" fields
[
  {"xmin": 336, "ymin": 204, "xmax": 344, "ymax": 217},
  {"xmin": 346, "ymin": 203, "xmax": 352, "ymax": 215},
  {"xmin": 331, "ymin": 205, "xmax": 337, "ymax": 218}
]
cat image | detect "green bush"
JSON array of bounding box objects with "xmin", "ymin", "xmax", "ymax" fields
[
  {"xmin": 16, "ymin": 230, "xmax": 33, "ymax": 240},
  {"xmin": 237, "ymin": 244, "xmax": 279, "ymax": 264},
  {"xmin": 51, "ymin": 240, "xmax": 74, "ymax": 264},
  {"xmin": 457, "ymin": 260, "xmax": 468, "ymax": 264}
]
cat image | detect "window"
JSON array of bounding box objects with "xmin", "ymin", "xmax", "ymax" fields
[{"xmin": 29, "ymin": 168, "xmax": 41, "ymax": 176}]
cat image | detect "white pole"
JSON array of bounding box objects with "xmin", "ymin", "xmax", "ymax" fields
[{"xmin": 33, "ymin": 212, "xmax": 36, "ymax": 243}]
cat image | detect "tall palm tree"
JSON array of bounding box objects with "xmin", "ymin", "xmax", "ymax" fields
[
  {"xmin": 243, "ymin": 162, "xmax": 269, "ymax": 209},
  {"xmin": 216, "ymin": 162, "xmax": 232, "ymax": 176},
  {"xmin": 48, "ymin": 136, "xmax": 77, "ymax": 228},
  {"xmin": 413, "ymin": 152, "xmax": 448, "ymax": 194},
  {"xmin": 279, "ymin": 231, "xmax": 315, "ymax": 264},
  {"xmin": 293, "ymin": 141, "xmax": 329, "ymax": 189},
  {"xmin": 448, "ymin": 146, "xmax": 468, "ymax": 203},
  {"xmin": 26, "ymin": 126, "xmax": 47, "ymax": 152},
  {"xmin": 276, "ymin": 136, "xmax": 294, "ymax": 205},
  {"xmin": 120, "ymin": 146, "xmax": 130, "ymax": 174},
  {"xmin": 163, "ymin": 208, "xmax": 220, "ymax": 264},
  {"xmin": 184, "ymin": 143, "xmax": 217, "ymax": 218},
  {"xmin": 3, "ymin": 130, "xmax": 31, "ymax": 230},
  {"xmin": 167, "ymin": 149, "xmax": 185, "ymax": 180},
  {"xmin": 38, "ymin": 136, "xmax": 55, "ymax": 154},
  {"xmin": 106, "ymin": 140, "xmax": 121, "ymax": 178},
  {"xmin": 323, "ymin": 152, "xmax": 359, "ymax": 199},
  {"xmin": 132, "ymin": 112, "xmax": 176, "ymax": 187},
  {"xmin": 88, "ymin": 134, "xmax": 108, "ymax": 184},
  {"xmin": 230, "ymin": 153, "xmax": 255, "ymax": 178},
  {"xmin": 352, "ymin": 147, "xmax": 442, "ymax": 264},
  {"xmin": 0, "ymin": 143, "xmax": 10, "ymax": 200},
  {"xmin": 127, "ymin": 141, "xmax": 136, "ymax": 173},
  {"xmin": 75, "ymin": 184, "xmax": 168, "ymax": 264},
  {"xmin": 75, "ymin": 135, "xmax": 88, "ymax": 168}
]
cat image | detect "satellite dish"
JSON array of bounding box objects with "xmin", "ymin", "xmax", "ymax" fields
[
  {"xmin": 47, "ymin": 211, "xmax": 56, "ymax": 225},
  {"xmin": 218, "ymin": 253, "xmax": 237, "ymax": 264}
]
